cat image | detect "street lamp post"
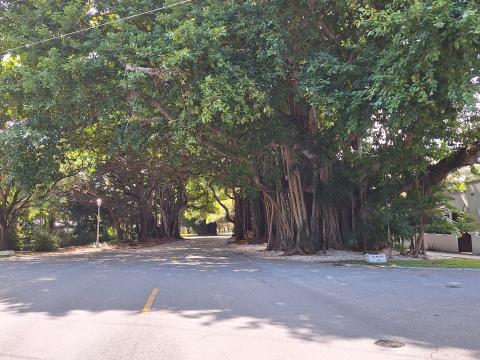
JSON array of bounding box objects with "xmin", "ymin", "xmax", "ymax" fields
[{"xmin": 96, "ymin": 198, "xmax": 102, "ymax": 248}]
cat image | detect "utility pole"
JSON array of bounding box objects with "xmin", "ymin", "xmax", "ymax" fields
[{"xmin": 96, "ymin": 198, "xmax": 102, "ymax": 248}]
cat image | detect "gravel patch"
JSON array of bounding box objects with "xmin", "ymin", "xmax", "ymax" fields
[
  {"xmin": 229, "ymin": 243, "xmax": 426, "ymax": 263},
  {"xmin": 230, "ymin": 243, "xmax": 363, "ymax": 262}
]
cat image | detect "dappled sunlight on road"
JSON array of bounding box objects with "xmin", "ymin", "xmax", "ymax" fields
[{"xmin": 1, "ymin": 236, "xmax": 479, "ymax": 359}]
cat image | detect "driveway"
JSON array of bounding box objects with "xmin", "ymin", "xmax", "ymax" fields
[{"xmin": 0, "ymin": 236, "xmax": 479, "ymax": 359}]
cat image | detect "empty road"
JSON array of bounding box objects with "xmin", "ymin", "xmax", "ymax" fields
[{"xmin": 1, "ymin": 236, "xmax": 479, "ymax": 359}]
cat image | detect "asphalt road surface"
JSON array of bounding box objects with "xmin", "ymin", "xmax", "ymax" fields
[{"xmin": 1, "ymin": 236, "xmax": 479, "ymax": 360}]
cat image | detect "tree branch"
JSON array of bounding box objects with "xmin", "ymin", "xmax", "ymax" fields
[
  {"xmin": 146, "ymin": 98, "xmax": 172, "ymax": 120},
  {"xmin": 402, "ymin": 140, "xmax": 480, "ymax": 193},
  {"xmin": 307, "ymin": 0, "xmax": 337, "ymax": 42},
  {"xmin": 125, "ymin": 64, "xmax": 165, "ymax": 78},
  {"xmin": 209, "ymin": 184, "xmax": 234, "ymax": 223}
]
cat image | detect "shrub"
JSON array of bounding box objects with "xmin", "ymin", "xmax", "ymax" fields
[
  {"xmin": 425, "ymin": 209, "xmax": 479, "ymax": 236},
  {"xmin": 31, "ymin": 229, "xmax": 60, "ymax": 252},
  {"xmin": 106, "ymin": 237, "xmax": 122, "ymax": 246},
  {"xmin": 71, "ymin": 229, "xmax": 97, "ymax": 246},
  {"xmin": 425, "ymin": 215, "xmax": 458, "ymax": 235}
]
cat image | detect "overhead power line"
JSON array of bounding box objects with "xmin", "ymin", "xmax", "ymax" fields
[
  {"xmin": 2, "ymin": 0, "xmax": 25, "ymax": 5},
  {"xmin": 1, "ymin": 0, "xmax": 191, "ymax": 54}
]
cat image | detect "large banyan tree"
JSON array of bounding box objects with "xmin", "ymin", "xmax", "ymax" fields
[{"xmin": 1, "ymin": 0, "xmax": 479, "ymax": 253}]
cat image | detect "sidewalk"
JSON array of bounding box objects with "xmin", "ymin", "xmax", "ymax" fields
[{"xmin": 428, "ymin": 251, "xmax": 480, "ymax": 260}]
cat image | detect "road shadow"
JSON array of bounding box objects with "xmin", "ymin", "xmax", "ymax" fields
[{"xmin": 1, "ymin": 236, "xmax": 479, "ymax": 358}]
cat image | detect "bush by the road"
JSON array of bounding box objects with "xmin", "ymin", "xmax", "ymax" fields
[{"xmin": 31, "ymin": 229, "xmax": 60, "ymax": 252}]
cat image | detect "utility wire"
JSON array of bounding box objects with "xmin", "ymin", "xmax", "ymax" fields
[
  {"xmin": 2, "ymin": 0, "xmax": 25, "ymax": 5},
  {"xmin": 1, "ymin": 0, "xmax": 191, "ymax": 54}
]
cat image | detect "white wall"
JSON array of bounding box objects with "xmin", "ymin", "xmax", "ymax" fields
[
  {"xmin": 425, "ymin": 233, "xmax": 459, "ymax": 253},
  {"xmin": 449, "ymin": 180, "xmax": 480, "ymax": 223},
  {"xmin": 472, "ymin": 233, "xmax": 480, "ymax": 256},
  {"xmin": 465, "ymin": 182, "xmax": 480, "ymax": 222}
]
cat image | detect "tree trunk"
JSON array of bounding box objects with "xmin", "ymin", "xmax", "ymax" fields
[
  {"xmin": 161, "ymin": 209, "xmax": 181, "ymax": 239},
  {"xmin": 233, "ymin": 191, "xmax": 249, "ymax": 241},
  {"xmin": 156, "ymin": 183, "xmax": 185, "ymax": 240},
  {"xmin": 0, "ymin": 223, "xmax": 9, "ymax": 251},
  {"xmin": 264, "ymin": 193, "xmax": 277, "ymax": 250},
  {"xmin": 273, "ymin": 188, "xmax": 294, "ymax": 251},
  {"xmin": 138, "ymin": 204, "xmax": 152, "ymax": 242},
  {"xmin": 318, "ymin": 166, "xmax": 343, "ymax": 250},
  {"xmin": 0, "ymin": 219, "xmax": 13, "ymax": 251},
  {"xmin": 414, "ymin": 217, "xmax": 426, "ymax": 258},
  {"xmin": 111, "ymin": 217, "xmax": 125, "ymax": 241},
  {"xmin": 250, "ymin": 194, "xmax": 267, "ymax": 244},
  {"xmin": 282, "ymin": 147, "xmax": 317, "ymax": 254}
]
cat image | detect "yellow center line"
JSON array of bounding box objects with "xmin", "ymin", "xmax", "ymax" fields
[{"xmin": 142, "ymin": 288, "xmax": 159, "ymax": 314}]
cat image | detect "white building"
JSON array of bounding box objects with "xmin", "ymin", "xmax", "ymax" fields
[
  {"xmin": 449, "ymin": 180, "xmax": 480, "ymax": 222},
  {"xmin": 425, "ymin": 180, "xmax": 480, "ymax": 254}
]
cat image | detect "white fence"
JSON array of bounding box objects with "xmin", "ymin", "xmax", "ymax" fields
[
  {"xmin": 425, "ymin": 233, "xmax": 480, "ymax": 255},
  {"xmin": 425, "ymin": 233, "xmax": 459, "ymax": 253},
  {"xmin": 473, "ymin": 234, "xmax": 480, "ymax": 255}
]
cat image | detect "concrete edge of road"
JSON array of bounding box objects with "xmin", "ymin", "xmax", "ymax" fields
[
  {"xmin": 230, "ymin": 245, "xmax": 480, "ymax": 271},
  {"xmin": 0, "ymin": 250, "xmax": 15, "ymax": 257}
]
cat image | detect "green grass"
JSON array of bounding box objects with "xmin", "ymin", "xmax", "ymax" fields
[
  {"xmin": 14, "ymin": 252, "xmax": 31, "ymax": 257},
  {"xmin": 343, "ymin": 258, "xmax": 480, "ymax": 268}
]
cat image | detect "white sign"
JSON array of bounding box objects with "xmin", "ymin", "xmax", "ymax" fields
[{"xmin": 365, "ymin": 253, "xmax": 387, "ymax": 263}]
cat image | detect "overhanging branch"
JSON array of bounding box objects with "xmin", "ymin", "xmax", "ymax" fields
[
  {"xmin": 404, "ymin": 140, "xmax": 480, "ymax": 192},
  {"xmin": 209, "ymin": 184, "xmax": 234, "ymax": 223}
]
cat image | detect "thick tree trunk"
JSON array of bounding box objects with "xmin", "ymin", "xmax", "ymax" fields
[
  {"xmin": 138, "ymin": 216, "xmax": 147, "ymax": 242},
  {"xmin": 48, "ymin": 217, "xmax": 55, "ymax": 233},
  {"xmin": 273, "ymin": 189, "xmax": 294, "ymax": 251},
  {"xmin": 282, "ymin": 147, "xmax": 317, "ymax": 254},
  {"xmin": 318, "ymin": 167, "xmax": 343, "ymax": 250},
  {"xmin": 0, "ymin": 224, "xmax": 9, "ymax": 251},
  {"xmin": 321, "ymin": 205, "xmax": 342, "ymax": 250},
  {"xmin": 0, "ymin": 200, "xmax": 19, "ymax": 251},
  {"xmin": 250, "ymin": 195, "xmax": 267, "ymax": 244},
  {"xmin": 233, "ymin": 190, "xmax": 267, "ymax": 244},
  {"xmin": 257, "ymin": 149, "xmax": 347, "ymax": 253},
  {"xmin": 158, "ymin": 185, "xmax": 184, "ymax": 240},
  {"xmin": 161, "ymin": 209, "xmax": 181, "ymax": 239},
  {"xmin": 0, "ymin": 219, "xmax": 13, "ymax": 251},
  {"xmin": 413, "ymin": 217, "xmax": 426, "ymax": 258},
  {"xmin": 138, "ymin": 204, "xmax": 154, "ymax": 242},
  {"xmin": 264, "ymin": 193, "xmax": 277, "ymax": 250},
  {"xmin": 233, "ymin": 191, "xmax": 249, "ymax": 241}
]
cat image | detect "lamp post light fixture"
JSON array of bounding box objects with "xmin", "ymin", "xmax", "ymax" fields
[{"xmin": 96, "ymin": 198, "xmax": 102, "ymax": 248}]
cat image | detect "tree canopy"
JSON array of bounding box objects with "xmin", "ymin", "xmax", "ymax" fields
[{"xmin": 0, "ymin": 0, "xmax": 479, "ymax": 255}]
